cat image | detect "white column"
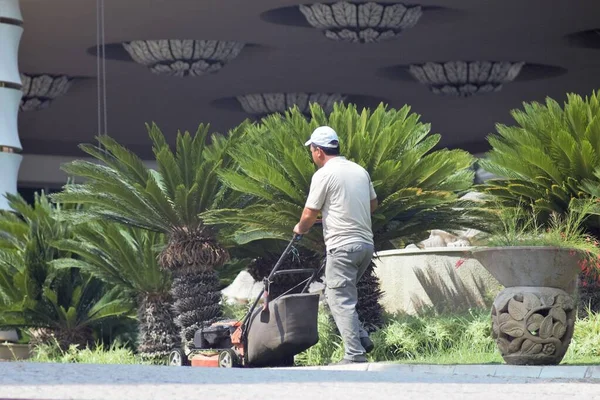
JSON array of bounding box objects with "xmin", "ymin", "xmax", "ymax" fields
[{"xmin": 0, "ymin": 0, "xmax": 23, "ymax": 211}]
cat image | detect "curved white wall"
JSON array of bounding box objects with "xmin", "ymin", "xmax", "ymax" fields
[
  {"xmin": 0, "ymin": 151, "xmax": 22, "ymax": 209},
  {"xmin": 0, "ymin": 23, "xmax": 22, "ymax": 84},
  {"xmin": 0, "ymin": 0, "xmax": 22, "ymax": 21},
  {"xmin": 0, "ymin": 87, "xmax": 22, "ymax": 149},
  {"xmin": 17, "ymin": 154, "xmax": 158, "ymax": 186},
  {"xmin": 0, "ymin": 0, "xmax": 23, "ymax": 210}
]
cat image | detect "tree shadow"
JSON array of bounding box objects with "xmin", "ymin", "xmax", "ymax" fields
[{"xmin": 410, "ymin": 261, "xmax": 494, "ymax": 316}]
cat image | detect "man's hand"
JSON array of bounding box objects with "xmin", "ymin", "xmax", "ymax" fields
[
  {"xmin": 294, "ymin": 207, "xmax": 320, "ymax": 235},
  {"xmin": 370, "ymin": 198, "xmax": 378, "ymax": 214},
  {"xmin": 293, "ymin": 223, "xmax": 306, "ymax": 235}
]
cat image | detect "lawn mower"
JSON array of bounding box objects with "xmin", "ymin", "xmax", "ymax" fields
[{"xmin": 167, "ymin": 234, "xmax": 323, "ymax": 368}]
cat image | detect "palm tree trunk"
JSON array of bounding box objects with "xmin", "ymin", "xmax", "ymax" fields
[
  {"xmin": 136, "ymin": 293, "xmax": 181, "ymax": 360},
  {"xmin": 170, "ymin": 268, "xmax": 223, "ymax": 345},
  {"xmin": 29, "ymin": 327, "xmax": 94, "ymax": 352},
  {"xmin": 356, "ymin": 261, "xmax": 385, "ymax": 332}
]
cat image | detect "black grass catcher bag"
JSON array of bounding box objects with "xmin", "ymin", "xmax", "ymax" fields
[{"xmin": 245, "ymin": 293, "xmax": 320, "ymax": 367}]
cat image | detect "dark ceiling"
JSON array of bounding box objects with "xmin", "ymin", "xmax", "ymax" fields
[{"xmin": 17, "ymin": 0, "xmax": 600, "ymax": 159}]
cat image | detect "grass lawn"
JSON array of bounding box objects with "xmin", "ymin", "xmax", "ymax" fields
[{"xmin": 24, "ymin": 308, "xmax": 600, "ymax": 367}]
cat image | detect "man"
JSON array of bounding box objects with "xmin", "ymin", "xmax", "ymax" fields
[{"xmin": 293, "ymin": 125, "xmax": 378, "ymax": 364}]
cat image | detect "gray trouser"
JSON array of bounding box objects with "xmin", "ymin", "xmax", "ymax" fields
[{"xmin": 324, "ymin": 241, "xmax": 375, "ymax": 362}]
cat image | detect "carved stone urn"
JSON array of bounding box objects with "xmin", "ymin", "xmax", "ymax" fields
[{"xmin": 471, "ymin": 247, "xmax": 580, "ymax": 365}]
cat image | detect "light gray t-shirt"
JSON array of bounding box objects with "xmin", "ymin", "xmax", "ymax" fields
[{"xmin": 305, "ymin": 157, "xmax": 377, "ymax": 250}]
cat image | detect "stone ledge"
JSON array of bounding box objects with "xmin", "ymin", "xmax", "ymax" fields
[
  {"xmin": 285, "ymin": 363, "xmax": 599, "ymax": 380},
  {"xmin": 0, "ymin": 343, "xmax": 31, "ymax": 361}
]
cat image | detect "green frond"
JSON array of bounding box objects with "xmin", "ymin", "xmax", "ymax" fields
[
  {"xmin": 51, "ymin": 221, "xmax": 170, "ymax": 296},
  {"xmin": 0, "ymin": 191, "xmax": 133, "ymax": 338},
  {"xmin": 94, "ymin": 136, "xmax": 150, "ymax": 186},
  {"xmin": 54, "ymin": 122, "xmax": 245, "ymax": 236},
  {"xmin": 211, "ymin": 102, "xmax": 478, "ymax": 251},
  {"xmin": 480, "ymin": 90, "xmax": 600, "ymax": 233}
]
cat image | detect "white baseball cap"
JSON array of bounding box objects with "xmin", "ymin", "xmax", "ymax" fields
[{"xmin": 304, "ymin": 126, "xmax": 339, "ymax": 148}]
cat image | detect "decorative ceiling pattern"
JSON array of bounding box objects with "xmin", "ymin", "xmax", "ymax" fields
[
  {"xmin": 379, "ymin": 62, "xmax": 569, "ymax": 94},
  {"xmin": 236, "ymin": 92, "xmax": 346, "ymax": 117},
  {"xmin": 122, "ymin": 40, "xmax": 246, "ymax": 77},
  {"xmin": 298, "ymin": 2, "xmax": 423, "ymax": 43},
  {"xmin": 407, "ymin": 61, "xmax": 525, "ymax": 97},
  {"xmin": 20, "ymin": 73, "xmax": 75, "ymax": 111},
  {"xmin": 211, "ymin": 93, "xmax": 384, "ymax": 117},
  {"xmin": 15, "ymin": 0, "xmax": 600, "ymax": 159}
]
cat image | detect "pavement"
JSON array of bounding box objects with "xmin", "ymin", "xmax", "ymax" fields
[{"xmin": 0, "ymin": 361, "xmax": 599, "ymax": 400}]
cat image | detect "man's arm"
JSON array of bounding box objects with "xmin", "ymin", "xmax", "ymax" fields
[
  {"xmin": 293, "ymin": 207, "xmax": 320, "ymax": 235},
  {"xmin": 370, "ymin": 198, "xmax": 378, "ymax": 214}
]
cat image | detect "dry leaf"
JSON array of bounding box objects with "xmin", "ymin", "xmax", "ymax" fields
[
  {"xmin": 521, "ymin": 339, "xmax": 543, "ymax": 355},
  {"xmin": 498, "ymin": 313, "xmax": 511, "ymax": 324},
  {"xmin": 555, "ymin": 294, "xmax": 575, "ymax": 310},
  {"xmin": 522, "ymin": 293, "xmax": 541, "ymax": 310},
  {"xmin": 508, "ymin": 337, "xmax": 525, "ymax": 353},
  {"xmin": 553, "ymin": 321, "xmax": 567, "ymax": 339},
  {"xmin": 539, "ymin": 315, "xmax": 554, "ymax": 339},
  {"xmin": 500, "ymin": 320, "xmax": 525, "ymax": 338},
  {"xmin": 508, "ymin": 298, "xmax": 528, "ymax": 321},
  {"xmin": 526, "ymin": 312, "xmax": 543, "ymax": 333},
  {"xmin": 550, "ymin": 307, "xmax": 567, "ymax": 325},
  {"xmin": 540, "ymin": 295, "xmax": 555, "ymax": 307}
]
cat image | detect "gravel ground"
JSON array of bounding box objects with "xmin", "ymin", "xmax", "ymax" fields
[{"xmin": 0, "ymin": 362, "xmax": 599, "ymax": 400}]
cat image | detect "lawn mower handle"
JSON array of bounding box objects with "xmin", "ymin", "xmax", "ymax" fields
[
  {"xmin": 241, "ymin": 234, "xmax": 307, "ymax": 327},
  {"xmin": 266, "ymin": 234, "xmax": 303, "ymax": 281}
]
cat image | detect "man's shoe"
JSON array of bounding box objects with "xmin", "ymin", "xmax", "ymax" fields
[
  {"xmin": 361, "ymin": 336, "xmax": 374, "ymax": 353},
  {"xmin": 329, "ymin": 358, "xmax": 367, "ymax": 366}
]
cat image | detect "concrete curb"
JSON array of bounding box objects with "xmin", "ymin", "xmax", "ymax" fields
[{"xmin": 286, "ymin": 363, "xmax": 600, "ymax": 380}]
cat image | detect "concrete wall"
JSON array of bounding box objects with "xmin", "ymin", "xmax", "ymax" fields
[
  {"xmin": 373, "ymin": 247, "xmax": 502, "ymax": 315},
  {"xmin": 17, "ymin": 154, "xmax": 158, "ymax": 186}
]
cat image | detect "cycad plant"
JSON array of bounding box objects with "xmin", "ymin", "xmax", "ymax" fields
[
  {"xmin": 478, "ymin": 91, "xmax": 600, "ymax": 234},
  {"xmin": 205, "ymin": 103, "xmax": 479, "ymax": 330},
  {"xmin": 51, "ymin": 122, "xmax": 248, "ymax": 344},
  {"xmin": 478, "ymin": 90, "xmax": 600, "ymax": 313},
  {"xmin": 0, "ymin": 193, "xmax": 133, "ymax": 350},
  {"xmin": 50, "ymin": 222, "xmax": 179, "ymax": 360}
]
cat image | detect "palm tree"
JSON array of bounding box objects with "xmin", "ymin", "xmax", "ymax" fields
[
  {"xmin": 50, "ymin": 221, "xmax": 179, "ymax": 360},
  {"xmin": 205, "ymin": 103, "xmax": 480, "ymax": 330},
  {"xmin": 51, "ymin": 122, "xmax": 249, "ymax": 344},
  {"xmin": 0, "ymin": 193, "xmax": 133, "ymax": 350},
  {"xmin": 479, "ymin": 91, "xmax": 600, "ymax": 233}
]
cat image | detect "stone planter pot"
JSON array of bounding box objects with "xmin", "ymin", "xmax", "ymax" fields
[
  {"xmin": 0, "ymin": 329, "xmax": 19, "ymax": 342},
  {"xmin": 471, "ymin": 246, "xmax": 581, "ymax": 365}
]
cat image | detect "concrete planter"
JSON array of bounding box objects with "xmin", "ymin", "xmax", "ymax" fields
[
  {"xmin": 0, "ymin": 342, "xmax": 31, "ymax": 360},
  {"xmin": 0, "ymin": 329, "xmax": 19, "ymax": 342},
  {"xmin": 373, "ymin": 247, "xmax": 501, "ymax": 315},
  {"xmin": 471, "ymin": 246, "xmax": 581, "ymax": 365}
]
